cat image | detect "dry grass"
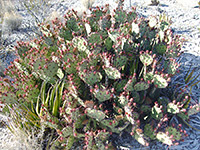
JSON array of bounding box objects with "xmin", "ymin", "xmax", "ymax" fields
[
  {"xmin": 81, "ymin": 0, "xmax": 96, "ymax": 9},
  {"xmin": 1, "ymin": 111, "xmax": 44, "ymax": 150},
  {"xmin": 0, "ymin": 0, "xmax": 22, "ymax": 33}
]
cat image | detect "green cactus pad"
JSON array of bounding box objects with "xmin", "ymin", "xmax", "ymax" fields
[
  {"xmin": 165, "ymin": 60, "xmax": 178, "ymax": 75},
  {"xmin": 139, "ymin": 53, "xmax": 153, "ymax": 66},
  {"xmin": 114, "ymin": 79, "xmax": 127, "ymax": 92},
  {"xmin": 144, "ymin": 72, "xmax": 154, "ymax": 82},
  {"xmin": 95, "ymin": 132, "xmax": 109, "ymax": 149},
  {"xmin": 62, "ymin": 126, "xmax": 73, "ymax": 137},
  {"xmin": 151, "ymin": 105, "xmax": 163, "ymax": 120},
  {"xmin": 154, "ymin": 43, "xmax": 167, "ymax": 55},
  {"xmin": 95, "ymin": 131, "xmax": 109, "ymax": 141},
  {"xmin": 72, "ymin": 37, "xmax": 90, "ymax": 54},
  {"xmin": 63, "ymin": 53, "xmax": 75, "ymax": 62},
  {"xmin": 26, "ymin": 88, "xmax": 40, "ymax": 102},
  {"xmin": 153, "ymin": 74, "xmax": 168, "ymax": 88},
  {"xmin": 101, "ymin": 119, "xmax": 119, "ymax": 133},
  {"xmin": 104, "ymin": 37, "xmax": 113, "ymax": 50},
  {"xmin": 93, "ymin": 88, "xmax": 112, "ymax": 102},
  {"xmin": 124, "ymin": 105, "xmax": 135, "ymax": 125},
  {"xmin": 108, "ymin": 31, "xmax": 120, "ymax": 43},
  {"xmin": 59, "ymin": 28, "xmax": 73, "ymax": 41},
  {"xmin": 113, "ymin": 55, "xmax": 128, "ymax": 69},
  {"xmin": 104, "ymin": 66, "xmax": 121, "ymax": 79},
  {"xmin": 118, "ymin": 95, "xmax": 128, "ymax": 106},
  {"xmin": 2, "ymin": 92, "xmax": 17, "ymax": 104},
  {"xmin": 33, "ymin": 58, "xmax": 46, "ymax": 71},
  {"xmin": 134, "ymin": 128, "xmax": 149, "ymax": 146},
  {"xmin": 188, "ymin": 104, "xmax": 200, "ymax": 116},
  {"xmin": 134, "ymin": 82, "xmax": 149, "ymax": 91},
  {"xmin": 86, "ymin": 108, "xmax": 105, "ymax": 121},
  {"xmin": 127, "ymin": 11, "xmax": 137, "ymax": 23},
  {"xmin": 156, "ymin": 132, "xmax": 173, "ymax": 146},
  {"xmin": 114, "ymin": 9, "xmax": 126, "ymax": 24},
  {"xmin": 43, "ymin": 62, "xmax": 59, "ymax": 78},
  {"xmin": 88, "ymin": 33, "xmax": 102, "ymax": 45},
  {"xmin": 167, "ymin": 102, "xmax": 180, "ymax": 114},
  {"xmin": 144, "ymin": 124, "xmax": 156, "ymax": 140},
  {"xmin": 79, "ymin": 71, "xmax": 102, "ymax": 86},
  {"xmin": 124, "ymin": 76, "xmax": 136, "ymax": 91},
  {"xmin": 131, "ymin": 90, "xmax": 140, "ymax": 103},
  {"xmin": 166, "ymin": 127, "xmax": 181, "ymax": 141},
  {"xmin": 91, "ymin": 9, "xmax": 103, "ymax": 20},
  {"xmin": 66, "ymin": 17, "xmax": 79, "ymax": 32}
]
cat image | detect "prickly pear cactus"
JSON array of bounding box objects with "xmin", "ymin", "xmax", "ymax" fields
[
  {"xmin": 139, "ymin": 53, "xmax": 153, "ymax": 66},
  {"xmin": 151, "ymin": 104, "xmax": 163, "ymax": 120},
  {"xmin": 0, "ymin": 1, "xmax": 193, "ymax": 149},
  {"xmin": 153, "ymin": 74, "xmax": 168, "ymax": 88},
  {"xmin": 86, "ymin": 108, "xmax": 105, "ymax": 121},
  {"xmin": 93, "ymin": 88, "xmax": 112, "ymax": 102},
  {"xmin": 134, "ymin": 82, "xmax": 150, "ymax": 91}
]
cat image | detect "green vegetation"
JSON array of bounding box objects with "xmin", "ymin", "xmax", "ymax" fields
[{"xmin": 0, "ymin": 0, "xmax": 199, "ymax": 149}]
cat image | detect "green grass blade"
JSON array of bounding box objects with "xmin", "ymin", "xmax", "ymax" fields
[
  {"xmin": 40, "ymin": 81, "xmax": 47, "ymax": 104},
  {"xmin": 188, "ymin": 73, "xmax": 200, "ymax": 87},
  {"xmin": 52, "ymin": 81, "xmax": 61, "ymax": 117},
  {"xmin": 45, "ymin": 86, "xmax": 52, "ymax": 107},
  {"xmin": 50, "ymin": 81, "xmax": 58, "ymax": 111},
  {"xmin": 185, "ymin": 68, "xmax": 195, "ymax": 84}
]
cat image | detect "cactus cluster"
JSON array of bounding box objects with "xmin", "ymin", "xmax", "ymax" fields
[{"xmin": 0, "ymin": 1, "xmax": 195, "ymax": 149}]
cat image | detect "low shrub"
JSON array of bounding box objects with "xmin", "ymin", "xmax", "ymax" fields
[{"xmin": 0, "ymin": 1, "xmax": 198, "ymax": 149}]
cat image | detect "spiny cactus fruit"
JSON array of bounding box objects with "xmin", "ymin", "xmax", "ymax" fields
[{"xmin": 0, "ymin": 1, "xmax": 194, "ymax": 149}]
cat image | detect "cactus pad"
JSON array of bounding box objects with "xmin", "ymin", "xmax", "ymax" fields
[
  {"xmin": 166, "ymin": 127, "xmax": 181, "ymax": 141},
  {"xmin": 124, "ymin": 76, "xmax": 136, "ymax": 91},
  {"xmin": 114, "ymin": 79, "xmax": 127, "ymax": 92},
  {"xmin": 144, "ymin": 124, "xmax": 156, "ymax": 140},
  {"xmin": 88, "ymin": 33, "xmax": 102, "ymax": 45},
  {"xmin": 167, "ymin": 102, "xmax": 180, "ymax": 114},
  {"xmin": 104, "ymin": 37, "xmax": 113, "ymax": 50},
  {"xmin": 104, "ymin": 66, "xmax": 121, "ymax": 80},
  {"xmin": 101, "ymin": 119, "xmax": 119, "ymax": 133},
  {"xmin": 144, "ymin": 72, "xmax": 154, "ymax": 82},
  {"xmin": 2, "ymin": 92, "xmax": 17, "ymax": 104},
  {"xmin": 139, "ymin": 53, "xmax": 153, "ymax": 66},
  {"xmin": 188, "ymin": 104, "xmax": 200, "ymax": 116},
  {"xmin": 124, "ymin": 105, "xmax": 135, "ymax": 125},
  {"xmin": 154, "ymin": 43, "xmax": 167, "ymax": 55},
  {"xmin": 86, "ymin": 108, "xmax": 105, "ymax": 121},
  {"xmin": 62, "ymin": 126, "xmax": 73, "ymax": 137},
  {"xmin": 118, "ymin": 95, "xmax": 128, "ymax": 106},
  {"xmin": 72, "ymin": 37, "xmax": 90, "ymax": 54},
  {"xmin": 134, "ymin": 82, "xmax": 149, "ymax": 91},
  {"xmin": 151, "ymin": 105, "xmax": 163, "ymax": 120},
  {"xmin": 93, "ymin": 88, "xmax": 112, "ymax": 102},
  {"xmin": 79, "ymin": 71, "xmax": 102, "ymax": 86},
  {"xmin": 153, "ymin": 74, "xmax": 168, "ymax": 88},
  {"xmin": 134, "ymin": 128, "xmax": 149, "ymax": 146},
  {"xmin": 156, "ymin": 132, "xmax": 173, "ymax": 146},
  {"xmin": 113, "ymin": 55, "xmax": 128, "ymax": 69},
  {"xmin": 43, "ymin": 62, "xmax": 59, "ymax": 78}
]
